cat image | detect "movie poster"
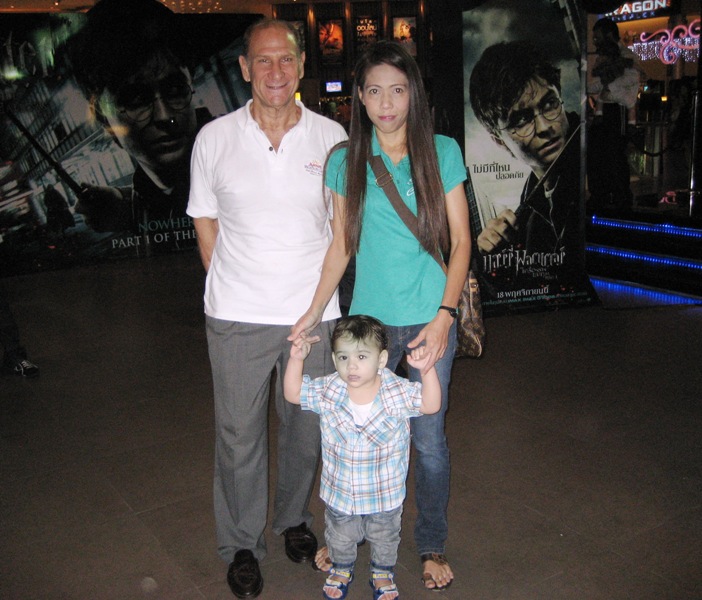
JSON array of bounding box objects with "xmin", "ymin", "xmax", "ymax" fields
[
  {"xmin": 463, "ymin": 0, "xmax": 598, "ymax": 315},
  {"xmin": 0, "ymin": 7, "xmax": 260, "ymax": 278},
  {"xmin": 319, "ymin": 19, "xmax": 344, "ymax": 64},
  {"xmin": 354, "ymin": 17, "xmax": 379, "ymax": 56},
  {"xmin": 392, "ymin": 17, "xmax": 417, "ymax": 57}
]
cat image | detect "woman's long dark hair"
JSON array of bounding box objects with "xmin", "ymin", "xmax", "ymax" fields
[{"xmin": 331, "ymin": 41, "xmax": 448, "ymax": 255}]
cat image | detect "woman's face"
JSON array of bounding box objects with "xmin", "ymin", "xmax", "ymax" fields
[{"xmin": 358, "ymin": 63, "xmax": 410, "ymax": 139}]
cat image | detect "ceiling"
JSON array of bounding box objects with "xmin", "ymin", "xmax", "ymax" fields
[
  {"xmin": 0, "ymin": 0, "xmax": 267, "ymax": 12},
  {"xmin": 1, "ymin": 0, "xmax": 698, "ymax": 15}
]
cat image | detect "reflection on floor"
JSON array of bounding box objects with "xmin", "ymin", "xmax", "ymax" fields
[
  {"xmin": 1, "ymin": 252, "xmax": 701, "ymax": 599},
  {"xmin": 590, "ymin": 276, "xmax": 702, "ymax": 309}
]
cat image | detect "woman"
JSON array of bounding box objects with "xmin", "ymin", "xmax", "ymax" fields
[{"xmin": 290, "ymin": 40, "xmax": 470, "ymax": 597}]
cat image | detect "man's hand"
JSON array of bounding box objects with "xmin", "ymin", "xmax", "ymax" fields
[
  {"xmin": 477, "ymin": 209, "xmax": 518, "ymax": 254},
  {"xmin": 288, "ymin": 308, "xmax": 323, "ymax": 343},
  {"xmin": 76, "ymin": 185, "xmax": 131, "ymax": 232}
]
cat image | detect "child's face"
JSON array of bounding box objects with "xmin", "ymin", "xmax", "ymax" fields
[{"xmin": 332, "ymin": 335, "xmax": 388, "ymax": 391}]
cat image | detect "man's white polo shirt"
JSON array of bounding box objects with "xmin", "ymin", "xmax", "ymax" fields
[{"xmin": 187, "ymin": 100, "xmax": 347, "ymax": 325}]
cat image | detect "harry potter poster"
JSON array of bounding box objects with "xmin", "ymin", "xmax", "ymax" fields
[
  {"xmin": 463, "ymin": 0, "xmax": 598, "ymax": 315},
  {"xmin": 0, "ymin": 3, "xmax": 259, "ymax": 278}
]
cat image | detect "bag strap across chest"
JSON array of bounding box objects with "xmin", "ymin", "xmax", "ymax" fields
[{"xmin": 368, "ymin": 155, "xmax": 446, "ymax": 273}]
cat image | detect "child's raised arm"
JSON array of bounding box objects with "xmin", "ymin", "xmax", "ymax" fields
[
  {"xmin": 283, "ymin": 333, "xmax": 320, "ymax": 405},
  {"xmin": 406, "ymin": 346, "xmax": 441, "ymax": 414}
]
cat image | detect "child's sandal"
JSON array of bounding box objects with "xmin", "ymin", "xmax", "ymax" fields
[
  {"xmin": 369, "ymin": 570, "xmax": 399, "ymax": 600},
  {"xmin": 323, "ymin": 567, "xmax": 354, "ymax": 600}
]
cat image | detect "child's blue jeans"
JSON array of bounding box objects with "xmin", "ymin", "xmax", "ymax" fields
[{"xmin": 324, "ymin": 504, "xmax": 403, "ymax": 573}]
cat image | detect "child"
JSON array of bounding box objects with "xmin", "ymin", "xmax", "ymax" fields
[{"xmin": 284, "ymin": 315, "xmax": 440, "ymax": 600}]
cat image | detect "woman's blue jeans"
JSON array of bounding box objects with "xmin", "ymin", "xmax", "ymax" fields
[{"xmin": 385, "ymin": 321, "xmax": 456, "ymax": 556}]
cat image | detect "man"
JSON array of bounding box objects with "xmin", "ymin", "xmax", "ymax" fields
[
  {"xmin": 587, "ymin": 17, "xmax": 643, "ymax": 212},
  {"xmin": 186, "ymin": 18, "xmax": 347, "ymax": 599},
  {"xmin": 68, "ymin": 0, "xmax": 201, "ymax": 248},
  {"xmin": 469, "ymin": 40, "xmax": 583, "ymax": 264}
]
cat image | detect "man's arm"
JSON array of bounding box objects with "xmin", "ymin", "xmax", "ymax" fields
[{"xmin": 193, "ymin": 217, "xmax": 219, "ymax": 272}]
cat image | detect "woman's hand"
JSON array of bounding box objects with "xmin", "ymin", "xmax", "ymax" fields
[{"xmin": 406, "ymin": 311, "xmax": 454, "ymax": 374}]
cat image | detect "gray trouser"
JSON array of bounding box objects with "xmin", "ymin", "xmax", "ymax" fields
[{"xmin": 206, "ymin": 317, "xmax": 335, "ymax": 563}]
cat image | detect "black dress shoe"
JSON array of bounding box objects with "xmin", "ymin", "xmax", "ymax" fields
[
  {"xmin": 283, "ymin": 522, "xmax": 317, "ymax": 563},
  {"xmin": 227, "ymin": 549, "xmax": 263, "ymax": 599}
]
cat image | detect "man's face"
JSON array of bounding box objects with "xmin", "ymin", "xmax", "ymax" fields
[
  {"xmin": 98, "ymin": 54, "xmax": 197, "ymax": 179},
  {"xmin": 239, "ymin": 25, "xmax": 304, "ymax": 112},
  {"xmin": 493, "ymin": 76, "xmax": 569, "ymax": 178}
]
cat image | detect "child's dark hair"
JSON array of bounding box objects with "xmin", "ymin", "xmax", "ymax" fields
[{"xmin": 332, "ymin": 315, "xmax": 388, "ymax": 351}]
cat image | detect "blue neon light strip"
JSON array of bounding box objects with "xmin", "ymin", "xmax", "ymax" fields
[
  {"xmin": 590, "ymin": 277, "xmax": 702, "ymax": 306},
  {"xmin": 590, "ymin": 216, "xmax": 702, "ymax": 240},
  {"xmin": 586, "ymin": 244, "xmax": 702, "ymax": 272}
]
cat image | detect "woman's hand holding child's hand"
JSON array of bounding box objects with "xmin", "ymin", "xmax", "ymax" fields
[{"xmin": 406, "ymin": 345, "xmax": 433, "ymax": 374}]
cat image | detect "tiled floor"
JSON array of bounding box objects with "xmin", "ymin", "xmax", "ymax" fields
[{"xmin": 1, "ymin": 251, "xmax": 701, "ymax": 600}]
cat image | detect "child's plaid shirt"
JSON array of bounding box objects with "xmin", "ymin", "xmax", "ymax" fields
[{"xmin": 300, "ymin": 368, "xmax": 422, "ymax": 515}]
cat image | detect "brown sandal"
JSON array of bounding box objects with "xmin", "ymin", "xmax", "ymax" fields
[{"xmin": 421, "ymin": 553, "xmax": 453, "ymax": 592}]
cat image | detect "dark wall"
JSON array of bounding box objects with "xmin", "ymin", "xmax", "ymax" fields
[{"xmin": 428, "ymin": 0, "xmax": 466, "ymax": 151}]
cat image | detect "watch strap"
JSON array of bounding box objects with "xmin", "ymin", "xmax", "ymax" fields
[{"xmin": 438, "ymin": 305, "xmax": 458, "ymax": 318}]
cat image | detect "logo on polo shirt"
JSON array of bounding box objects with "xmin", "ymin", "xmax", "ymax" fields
[{"xmin": 304, "ymin": 159, "xmax": 324, "ymax": 176}]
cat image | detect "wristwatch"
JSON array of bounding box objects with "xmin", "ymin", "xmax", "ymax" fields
[{"xmin": 438, "ymin": 305, "xmax": 458, "ymax": 318}]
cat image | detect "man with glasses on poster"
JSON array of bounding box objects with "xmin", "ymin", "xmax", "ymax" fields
[
  {"xmin": 469, "ymin": 40, "xmax": 583, "ymax": 268},
  {"xmin": 68, "ymin": 0, "xmax": 203, "ymax": 249}
]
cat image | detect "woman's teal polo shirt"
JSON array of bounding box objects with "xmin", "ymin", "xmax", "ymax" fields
[{"xmin": 325, "ymin": 131, "xmax": 466, "ymax": 326}]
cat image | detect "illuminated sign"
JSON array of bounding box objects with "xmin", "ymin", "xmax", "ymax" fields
[
  {"xmin": 606, "ymin": 0, "xmax": 673, "ymax": 22},
  {"xmin": 634, "ymin": 18, "xmax": 701, "ymax": 64}
]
